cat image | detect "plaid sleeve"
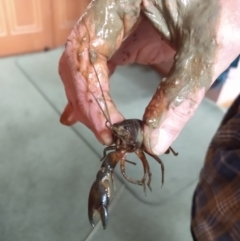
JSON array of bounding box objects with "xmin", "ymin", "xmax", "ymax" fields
[{"xmin": 191, "ymin": 94, "xmax": 240, "ymax": 241}]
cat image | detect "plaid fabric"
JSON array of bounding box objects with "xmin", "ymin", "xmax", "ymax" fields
[{"xmin": 191, "ymin": 94, "xmax": 240, "ymax": 241}]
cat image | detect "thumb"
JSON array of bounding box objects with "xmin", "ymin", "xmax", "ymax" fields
[
  {"xmin": 143, "ymin": 86, "xmax": 205, "ymax": 155},
  {"xmin": 143, "ymin": 39, "xmax": 217, "ymax": 155}
]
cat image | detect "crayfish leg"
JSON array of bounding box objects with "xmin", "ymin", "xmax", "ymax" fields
[
  {"xmin": 135, "ymin": 150, "xmax": 152, "ymax": 192},
  {"xmin": 120, "ymin": 159, "xmax": 143, "ymax": 188},
  {"xmin": 164, "ymin": 149, "xmax": 170, "ymax": 154},
  {"xmin": 167, "ymin": 146, "xmax": 179, "ymax": 156},
  {"xmin": 147, "ymin": 153, "xmax": 165, "ymax": 187},
  {"xmin": 100, "ymin": 146, "xmax": 116, "ymax": 162},
  {"xmin": 125, "ymin": 160, "xmax": 137, "ymax": 165}
]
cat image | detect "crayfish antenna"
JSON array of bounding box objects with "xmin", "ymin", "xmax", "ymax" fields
[{"xmin": 83, "ymin": 18, "xmax": 113, "ymax": 129}]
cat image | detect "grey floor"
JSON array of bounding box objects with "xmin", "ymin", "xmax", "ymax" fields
[{"xmin": 0, "ymin": 48, "xmax": 225, "ymax": 241}]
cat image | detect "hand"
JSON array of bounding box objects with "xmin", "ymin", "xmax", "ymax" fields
[{"xmin": 59, "ymin": 0, "xmax": 240, "ymax": 155}]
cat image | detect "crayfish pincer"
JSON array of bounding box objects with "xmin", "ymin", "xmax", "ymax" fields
[{"xmin": 88, "ymin": 150, "xmax": 124, "ymax": 229}]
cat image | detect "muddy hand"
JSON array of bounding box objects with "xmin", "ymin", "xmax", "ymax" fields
[{"xmin": 59, "ymin": 0, "xmax": 240, "ymax": 153}]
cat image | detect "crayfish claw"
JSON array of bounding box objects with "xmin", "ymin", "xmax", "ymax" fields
[
  {"xmin": 88, "ymin": 205, "xmax": 108, "ymax": 229},
  {"xmin": 88, "ymin": 168, "xmax": 112, "ymax": 229},
  {"xmin": 89, "ymin": 212, "xmax": 96, "ymax": 228},
  {"xmin": 88, "ymin": 204, "xmax": 98, "ymax": 228},
  {"xmin": 99, "ymin": 205, "xmax": 108, "ymax": 229}
]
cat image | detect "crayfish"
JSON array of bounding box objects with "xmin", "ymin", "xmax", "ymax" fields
[{"xmin": 87, "ymin": 57, "xmax": 178, "ymax": 229}]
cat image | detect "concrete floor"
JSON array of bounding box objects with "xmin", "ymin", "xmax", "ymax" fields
[{"xmin": 0, "ymin": 48, "xmax": 225, "ymax": 241}]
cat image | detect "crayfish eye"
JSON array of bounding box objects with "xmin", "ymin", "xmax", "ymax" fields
[
  {"xmin": 113, "ymin": 123, "xmax": 118, "ymax": 127},
  {"xmin": 124, "ymin": 125, "xmax": 130, "ymax": 131}
]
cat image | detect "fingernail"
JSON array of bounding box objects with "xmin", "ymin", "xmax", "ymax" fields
[
  {"xmin": 60, "ymin": 103, "xmax": 78, "ymax": 126},
  {"xmin": 60, "ymin": 112, "xmax": 77, "ymax": 125},
  {"xmin": 99, "ymin": 131, "xmax": 113, "ymax": 146},
  {"xmin": 150, "ymin": 128, "xmax": 175, "ymax": 155}
]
